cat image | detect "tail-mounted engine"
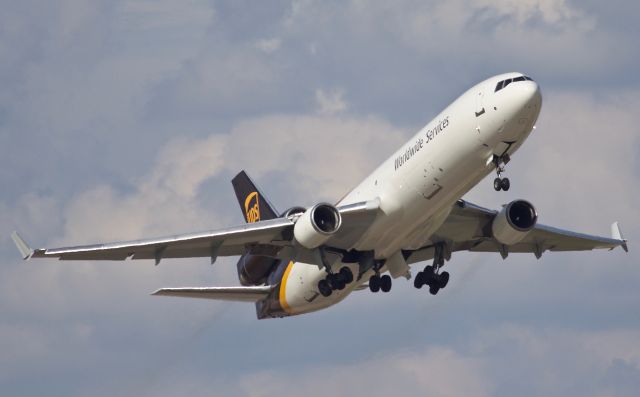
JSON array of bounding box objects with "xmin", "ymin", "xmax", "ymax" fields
[
  {"xmin": 491, "ymin": 199, "xmax": 537, "ymax": 245},
  {"xmin": 293, "ymin": 203, "xmax": 342, "ymax": 249}
]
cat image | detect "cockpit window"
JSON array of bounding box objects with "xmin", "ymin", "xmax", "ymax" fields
[{"xmin": 495, "ymin": 75, "xmax": 534, "ymax": 92}]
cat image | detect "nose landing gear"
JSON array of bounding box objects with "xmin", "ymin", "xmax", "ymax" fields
[{"xmin": 492, "ymin": 154, "xmax": 511, "ymax": 191}]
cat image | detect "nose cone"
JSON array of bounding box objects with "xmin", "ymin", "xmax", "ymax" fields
[
  {"xmin": 498, "ymin": 79, "xmax": 542, "ymax": 120},
  {"xmin": 509, "ymin": 79, "xmax": 541, "ymax": 113},
  {"xmin": 491, "ymin": 75, "xmax": 542, "ymax": 141},
  {"xmin": 521, "ymin": 80, "xmax": 542, "ymax": 110}
]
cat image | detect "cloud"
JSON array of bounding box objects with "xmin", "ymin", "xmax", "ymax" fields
[
  {"xmin": 1, "ymin": 2, "xmax": 640, "ymax": 396},
  {"xmin": 315, "ymin": 88, "xmax": 348, "ymax": 115},
  {"xmin": 255, "ymin": 38, "xmax": 282, "ymax": 53},
  {"xmin": 236, "ymin": 346, "xmax": 492, "ymax": 397}
]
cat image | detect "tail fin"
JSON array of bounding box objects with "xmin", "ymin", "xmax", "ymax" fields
[{"xmin": 231, "ymin": 171, "xmax": 279, "ymax": 223}]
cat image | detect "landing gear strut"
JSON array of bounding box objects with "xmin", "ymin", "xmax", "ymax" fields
[
  {"xmin": 413, "ymin": 243, "xmax": 450, "ymax": 295},
  {"xmin": 492, "ymin": 154, "xmax": 511, "ymax": 191},
  {"xmin": 318, "ymin": 266, "xmax": 354, "ymax": 297}
]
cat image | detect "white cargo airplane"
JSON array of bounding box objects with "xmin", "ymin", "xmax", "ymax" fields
[{"xmin": 12, "ymin": 72, "xmax": 628, "ymax": 319}]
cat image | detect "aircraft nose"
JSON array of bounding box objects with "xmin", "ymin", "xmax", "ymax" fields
[{"xmin": 514, "ymin": 79, "xmax": 542, "ymax": 110}]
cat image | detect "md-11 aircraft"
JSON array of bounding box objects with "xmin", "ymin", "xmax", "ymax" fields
[{"xmin": 12, "ymin": 72, "xmax": 628, "ymax": 319}]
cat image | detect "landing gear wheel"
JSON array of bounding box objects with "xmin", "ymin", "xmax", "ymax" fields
[
  {"xmin": 334, "ymin": 273, "xmax": 346, "ymax": 291},
  {"xmin": 327, "ymin": 274, "xmax": 344, "ymax": 291},
  {"xmin": 369, "ymin": 275, "xmax": 381, "ymax": 293},
  {"xmin": 414, "ymin": 272, "xmax": 425, "ymax": 289},
  {"xmin": 380, "ymin": 275, "xmax": 392, "ymax": 292},
  {"xmin": 318, "ymin": 279, "xmax": 332, "ymax": 297},
  {"xmin": 438, "ymin": 271, "xmax": 450, "ymax": 289},
  {"xmin": 494, "ymin": 178, "xmax": 502, "ymax": 191},
  {"xmin": 500, "ymin": 178, "xmax": 510, "ymax": 191},
  {"xmin": 339, "ymin": 267, "xmax": 354, "ymax": 284},
  {"xmin": 429, "ymin": 285, "xmax": 440, "ymax": 295},
  {"xmin": 423, "ymin": 265, "xmax": 436, "ymax": 286}
]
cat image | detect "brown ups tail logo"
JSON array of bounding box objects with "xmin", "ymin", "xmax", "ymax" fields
[{"xmin": 244, "ymin": 191, "xmax": 260, "ymax": 223}]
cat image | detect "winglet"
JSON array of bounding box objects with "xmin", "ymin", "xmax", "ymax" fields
[
  {"xmin": 611, "ymin": 222, "xmax": 628, "ymax": 252},
  {"xmin": 11, "ymin": 231, "xmax": 34, "ymax": 260}
]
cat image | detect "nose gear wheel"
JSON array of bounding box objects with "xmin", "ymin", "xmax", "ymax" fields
[{"xmin": 492, "ymin": 154, "xmax": 511, "ymax": 191}]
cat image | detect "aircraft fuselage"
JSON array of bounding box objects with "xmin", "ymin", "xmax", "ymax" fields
[{"xmin": 260, "ymin": 73, "xmax": 542, "ymax": 318}]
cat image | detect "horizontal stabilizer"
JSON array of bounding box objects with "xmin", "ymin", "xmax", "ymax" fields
[
  {"xmin": 151, "ymin": 285, "xmax": 273, "ymax": 302},
  {"xmin": 11, "ymin": 231, "xmax": 33, "ymax": 260}
]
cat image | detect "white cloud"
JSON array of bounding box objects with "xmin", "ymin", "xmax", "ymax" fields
[
  {"xmin": 475, "ymin": 0, "xmax": 587, "ymax": 25},
  {"xmin": 315, "ymin": 88, "xmax": 348, "ymax": 115},
  {"xmin": 255, "ymin": 38, "xmax": 281, "ymax": 53},
  {"xmin": 237, "ymin": 346, "xmax": 492, "ymax": 397}
]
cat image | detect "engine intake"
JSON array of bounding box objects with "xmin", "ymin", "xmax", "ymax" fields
[
  {"xmin": 491, "ymin": 199, "xmax": 537, "ymax": 246},
  {"xmin": 293, "ymin": 203, "xmax": 342, "ymax": 249}
]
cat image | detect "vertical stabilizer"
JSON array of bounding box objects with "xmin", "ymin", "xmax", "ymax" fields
[{"xmin": 231, "ymin": 171, "xmax": 279, "ymax": 223}]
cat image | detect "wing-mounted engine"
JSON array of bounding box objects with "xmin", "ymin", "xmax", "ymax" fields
[
  {"xmin": 491, "ymin": 199, "xmax": 538, "ymax": 245},
  {"xmin": 293, "ymin": 203, "xmax": 342, "ymax": 249}
]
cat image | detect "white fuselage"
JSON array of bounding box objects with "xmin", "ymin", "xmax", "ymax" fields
[{"xmin": 279, "ymin": 73, "xmax": 542, "ymax": 316}]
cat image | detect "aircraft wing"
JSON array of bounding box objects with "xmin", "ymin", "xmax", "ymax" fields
[
  {"xmin": 406, "ymin": 199, "xmax": 627, "ymax": 264},
  {"xmin": 11, "ymin": 218, "xmax": 294, "ymax": 264},
  {"xmin": 10, "ymin": 199, "xmax": 380, "ymax": 263}
]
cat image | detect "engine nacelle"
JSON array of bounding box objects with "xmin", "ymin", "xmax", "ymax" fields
[
  {"xmin": 491, "ymin": 200, "xmax": 538, "ymax": 246},
  {"xmin": 281, "ymin": 206, "xmax": 306, "ymax": 219},
  {"xmin": 293, "ymin": 203, "xmax": 342, "ymax": 249},
  {"xmin": 237, "ymin": 254, "xmax": 278, "ymax": 286}
]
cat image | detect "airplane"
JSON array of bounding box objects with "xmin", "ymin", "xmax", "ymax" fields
[{"xmin": 11, "ymin": 72, "xmax": 628, "ymax": 319}]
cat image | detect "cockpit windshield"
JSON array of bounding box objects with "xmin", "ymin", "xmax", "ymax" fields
[{"xmin": 495, "ymin": 76, "xmax": 534, "ymax": 92}]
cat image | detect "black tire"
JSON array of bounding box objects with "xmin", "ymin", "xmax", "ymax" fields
[
  {"xmin": 423, "ymin": 266, "xmax": 435, "ymax": 286},
  {"xmin": 333, "ymin": 273, "xmax": 346, "ymax": 290},
  {"xmin": 438, "ymin": 271, "xmax": 450, "ymax": 289},
  {"xmin": 318, "ymin": 279, "xmax": 332, "ymax": 297},
  {"xmin": 339, "ymin": 267, "xmax": 354, "ymax": 284},
  {"xmin": 494, "ymin": 178, "xmax": 502, "ymax": 191},
  {"xmin": 429, "ymin": 285, "xmax": 440, "ymax": 295},
  {"xmin": 501, "ymin": 178, "xmax": 510, "ymax": 191},
  {"xmin": 326, "ymin": 274, "xmax": 338, "ymax": 290},
  {"xmin": 380, "ymin": 275, "xmax": 392, "ymax": 292},
  {"xmin": 369, "ymin": 275, "xmax": 381, "ymax": 293},
  {"xmin": 414, "ymin": 272, "xmax": 425, "ymax": 289}
]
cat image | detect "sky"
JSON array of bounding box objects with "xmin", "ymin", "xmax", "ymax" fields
[{"xmin": 0, "ymin": 0, "xmax": 639, "ymax": 396}]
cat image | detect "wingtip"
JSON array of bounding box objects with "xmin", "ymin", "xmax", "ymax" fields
[
  {"xmin": 10, "ymin": 231, "xmax": 34, "ymax": 260},
  {"xmin": 611, "ymin": 222, "xmax": 628, "ymax": 253}
]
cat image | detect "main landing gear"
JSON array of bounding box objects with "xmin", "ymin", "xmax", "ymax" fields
[
  {"xmin": 369, "ymin": 273, "xmax": 392, "ymax": 293},
  {"xmin": 493, "ymin": 154, "xmax": 511, "ymax": 191},
  {"xmin": 318, "ymin": 266, "xmax": 354, "ymax": 297},
  {"xmin": 413, "ymin": 244, "xmax": 450, "ymax": 295}
]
